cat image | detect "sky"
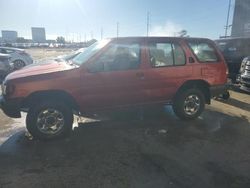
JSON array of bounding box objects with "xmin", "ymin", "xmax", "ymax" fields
[{"xmin": 0, "ymin": 0, "xmax": 234, "ymax": 41}]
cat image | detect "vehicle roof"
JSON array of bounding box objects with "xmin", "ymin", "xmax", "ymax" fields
[
  {"xmin": 109, "ymin": 36, "xmax": 212, "ymax": 41},
  {"xmin": 215, "ymin": 37, "xmax": 250, "ymax": 42},
  {"xmin": 0, "ymin": 47, "xmax": 25, "ymax": 51}
]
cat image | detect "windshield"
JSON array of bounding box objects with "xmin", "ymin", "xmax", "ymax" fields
[
  {"xmin": 216, "ymin": 41, "xmax": 228, "ymax": 51},
  {"xmin": 72, "ymin": 39, "xmax": 110, "ymax": 65}
]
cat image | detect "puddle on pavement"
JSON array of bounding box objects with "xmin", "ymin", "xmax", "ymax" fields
[{"xmin": 0, "ymin": 114, "xmax": 26, "ymax": 145}]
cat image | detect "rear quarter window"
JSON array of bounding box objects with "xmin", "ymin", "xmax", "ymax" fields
[{"xmin": 188, "ymin": 41, "xmax": 219, "ymax": 62}]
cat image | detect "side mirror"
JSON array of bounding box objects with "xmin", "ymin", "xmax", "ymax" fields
[{"xmin": 189, "ymin": 57, "xmax": 195, "ymax": 63}]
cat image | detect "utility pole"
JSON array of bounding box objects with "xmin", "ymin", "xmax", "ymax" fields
[
  {"xmin": 91, "ymin": 31, "xmax": 93, "ymax": 39},
  {"xmin": 147, "ymin": 11, "xmax": 151, "ymax": 37},
  {"xmin": 117, "ymin": 22, "xmax": 119, "ymax": 38},
  {"xmin": 101, "ymin": 27, "xmax": 103, "ymax": 40},
  {"xmin": 225, "ymin": 0, "xmax": 232, "ymax": 37},
  {"xmin": 84, "ymin": 33, "xmax": 86, "ymax": 43}
]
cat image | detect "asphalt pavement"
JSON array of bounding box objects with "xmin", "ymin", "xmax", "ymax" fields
[{"xmin": 0, "ymin": 90, "xmax": 249, "ymax": 188}]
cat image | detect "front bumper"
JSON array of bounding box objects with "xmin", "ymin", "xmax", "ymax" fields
[
  {"xmin": 0, "ymin": 95, "xmax": 21, "ymax": 118},
  {"xmin": 239, "ymin": 75, "xmax": 250, "ymax": 93},
  {"xmin": 210, "ymin": 84, "xmax": 230, "ymax": 98}
]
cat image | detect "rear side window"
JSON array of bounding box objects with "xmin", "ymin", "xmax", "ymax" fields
[
  {"xmin": 188, "ymin": 42, "xmax": 219, "ymax": 62},
  {"xmin": 149, "ymin": 42, "xmax": 185, "ymax": 67},
  {"xmin": 0, "ymin": 49, "xmax": 14, "ymax": 54}
]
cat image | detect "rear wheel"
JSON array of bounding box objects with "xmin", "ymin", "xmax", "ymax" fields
[
  {"xmin": 222, "ymin": 91, "xmax": 230, "ymax": 100},
  {"xmin": 173, "ymin": 88, "xmax": 205, "ymax": 120},
  {"xmin": 26, "ymin": 100, "xmax": 73, "ymax": 140}
]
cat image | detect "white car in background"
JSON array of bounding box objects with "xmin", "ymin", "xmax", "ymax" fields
[
  {"xmin": 0, "ymin": 47, "xmax": 33, "ymax": 70},
  {"xmin": 56, "ymin": 48, "xmax": 86, "ymax": 62},
  {"xmin": 0, "ymin": 53, "xmax": 11, "ymax": 82}
]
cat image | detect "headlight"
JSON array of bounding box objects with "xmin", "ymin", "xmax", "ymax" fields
[
  {"xmin": 1, "ymin": 82, "xmax": 15, "ymax": 96},
  {"xmin": 240, "ymin": 58, "xmax": 247, "ymax": 73},
  {"xmin": 1, "ymin": 83, "xmax": 7, "ymax": 95}
]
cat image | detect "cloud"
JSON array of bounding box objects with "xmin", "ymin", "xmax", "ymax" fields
[{"xmin": 150, "ymin": 21, "xmax": 183, "ymax": 37}]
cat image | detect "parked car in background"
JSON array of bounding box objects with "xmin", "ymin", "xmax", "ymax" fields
[
  {"xmin": 0, "ymin": 53, "xmax": 12, "ymax": 82},
  {"xmin": 56, "ymin": 48, "xmax": 85, "ymax": 62},
  {"xmin": 0, "ymin": 37, "xmax": 228, "ymax": 140},
  {"xmin": 215, "ymin": 37, "xmax": 250, "ymax": 82},
  {"xmin": 0, "ymin": 47, "xmax": 33, "ymax": 70},
  {"xmin": 237, "ymin": 57, "xmax": 250, "ymax": 92}
]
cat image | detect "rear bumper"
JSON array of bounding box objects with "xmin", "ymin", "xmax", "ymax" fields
[
  {"xmin": 0, "ymin": 96, "xmax": 21, "ymax": 118},
  {"xmin": 210, "ymin": 84, "xmax": 229, "ymax": 98}
]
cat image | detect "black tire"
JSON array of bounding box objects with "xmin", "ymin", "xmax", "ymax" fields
[
  {"xmin": 222, "ymin": 91, "xmax": 230, "ymax": 100},
  {"xmin": 0, "ymin": 71, "xmax": 6, "ymax": 83},
  {"xmin": 14, "ymin": 60, "xmax": 25, "ymax": 70},
  {"xmin": 26, "ymin": 100, "xmax": 73, "ymax": 140},
  {"xmin": 173, "ymin": 88, "xmax": 205, "ymax": 120}
]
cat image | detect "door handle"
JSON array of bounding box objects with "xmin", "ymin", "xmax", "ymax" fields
[{"xmin": 136, "ymin": 72, "xmax": 145, "ymax": 80}]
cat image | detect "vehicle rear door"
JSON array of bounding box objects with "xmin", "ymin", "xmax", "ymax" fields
[{"xmin": 141, "ymin": 38, "xmax": 193, "ymax": 102}]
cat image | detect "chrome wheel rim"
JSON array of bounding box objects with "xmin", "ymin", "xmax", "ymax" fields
[
  {"xmin": 184, "ymin": 94, "xmax": 201, "ymax": 116},
  {"xmin": 36, "ymin": 108, "xmax": 65, "ymax": 135}
]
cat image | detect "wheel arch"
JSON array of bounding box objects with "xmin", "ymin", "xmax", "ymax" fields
[
  {"xmin": 175, "ymin": 80, "xmax": 211, "ymax": 104},
  {"xmin": 21, "ymin": 90, "xmax": 80, "ymax": 113}
]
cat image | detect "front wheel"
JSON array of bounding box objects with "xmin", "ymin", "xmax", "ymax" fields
[
  {"xmin": 26, "ymin": 100, "xmax": 73, "ymax": 140},
  {"xmin": 173, "ymin": 88, "xmax": 205, "ymax": 120},
  {"xmin": 13, "ymin": 60, "xmax": 25, "ymax": 70}
]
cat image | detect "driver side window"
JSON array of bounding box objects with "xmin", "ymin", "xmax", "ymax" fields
[{"xmin": 88, "ymin": 43, "xmax": 141, "ymax": 72}]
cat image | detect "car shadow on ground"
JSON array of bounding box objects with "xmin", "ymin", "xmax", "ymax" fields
[
  {"xmin": 0, "ymin": 107, "xmax": 250, "ymax": 188},
  {"xmin": 214, "ymin": 97, "xmax": 250, "ymax": 111},
  {"xmin": 230, "ymin": 84, "xmax": 250, "ymax": 95}
]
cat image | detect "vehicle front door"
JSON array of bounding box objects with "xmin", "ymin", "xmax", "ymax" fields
[{"xmin": 79, "ymin": 39, "xmax": 148, "ymax": 110}]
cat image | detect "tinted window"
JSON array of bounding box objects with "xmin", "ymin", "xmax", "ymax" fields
[
  {"xmin": 6, "ymin": 49, "xmax": 14, "ymax": 53},
  {"xmin": 149, "ymin": 42, "xmax": 185, "ymax": 67},
  {"xmin": 0, "ymin": 49, "xmax": 7, "ymax": 54},
  {"xmin": 188, "ymin": 42, "xmax": 218, "ymax": 62},
  {"xmin": 88, "ymin": 43, "xmax": 141, "ymax": 72}
]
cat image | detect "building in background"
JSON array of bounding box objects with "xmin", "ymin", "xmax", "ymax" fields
[
  {"xmin": 1, "ymin": 30, "xmax": 18, "ymax": 42},
  {"xmin": 231, "ymin": 0, "xmax": 250, "ymax": 37},
  {"xmin": 31, "ymin": 27, "xmax": 46, "ymax": 43}
]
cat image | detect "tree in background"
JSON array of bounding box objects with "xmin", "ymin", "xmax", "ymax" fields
[
  {"xmin": 178, "ymin": 30, "xmax": 189, "ymax": 37},
  {"xmin": 56, "ymin": 36, "xmax": 66, "ymax": 44}
]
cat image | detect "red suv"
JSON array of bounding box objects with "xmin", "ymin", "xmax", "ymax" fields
[{"xmin": 0, "ymin": 37, "xmax": 228, "ymax": 140}]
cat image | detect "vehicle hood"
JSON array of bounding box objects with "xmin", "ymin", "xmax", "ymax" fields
[{"xmin": 6, "ymin": 60, "xmax": 77, "ymax": 80}]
